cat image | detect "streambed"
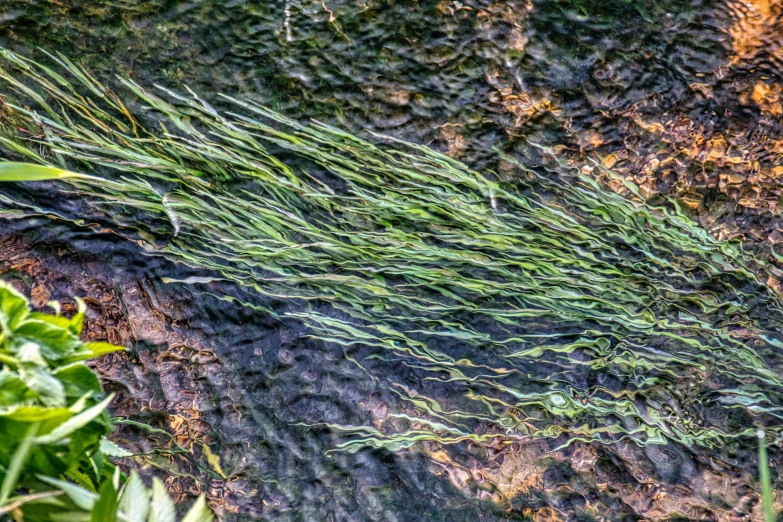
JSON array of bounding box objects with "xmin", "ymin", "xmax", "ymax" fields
[{"xmin": 1, "ymin": 1, "xmax": 783, "ymax": 521}]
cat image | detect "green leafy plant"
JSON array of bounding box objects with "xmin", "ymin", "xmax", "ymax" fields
[
  {"xmin": 0, "ymin": 282, "xmax": 213, "ymax": 521},
  {"xmin": 0, "ymin": 282, "xmax": 120, "ymax": 500},
  {"xmin": 12, "ymin": 468, "xmax": 214, "ymax": 522}
]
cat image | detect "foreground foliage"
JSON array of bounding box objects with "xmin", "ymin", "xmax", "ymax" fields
[
  {"xmin": 0, "ymin": 48, "xmax": 782, "ymax": 463},
  {"xmin": 0, "ymin": 282, "xmax": 212, "ymax": 521}
]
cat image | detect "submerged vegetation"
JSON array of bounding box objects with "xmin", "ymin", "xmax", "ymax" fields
[
  {"xmin": 0, "ymin": 47, "xmax": 782, "ymax": 499},
  {"xmin": 0, "ymin": 281, "xmax": 213, "ymax": 521}
]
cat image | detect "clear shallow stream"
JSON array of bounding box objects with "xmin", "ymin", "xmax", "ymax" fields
[{"xmin": 1, "ymin": 1, "xmax": 783, "ymax": 521}]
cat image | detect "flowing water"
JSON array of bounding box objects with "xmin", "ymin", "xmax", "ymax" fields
[{"xmin": 1, "ymin": 1, "xmax": 783, "ymax": 520}]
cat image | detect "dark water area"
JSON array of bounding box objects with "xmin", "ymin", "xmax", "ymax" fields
[
  {"xmin": 0, "ymin": 0, "xmax": 723, "ymax": 160},
  {"xmin": 0, "ymin": 216, "xmax": 503, "ymax": 522},
  {"xmin": 1, "ymin": 1, "xmax": 783, "ymax": 521}
]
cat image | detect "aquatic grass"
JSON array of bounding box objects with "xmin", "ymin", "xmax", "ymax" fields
[
  {"xmin": 0, "ymin": 49, "xmax": 783, "ymax": 457},
  {"xmin": 0, "ymin": 162, "xmax": 96, "ymax": 182}
]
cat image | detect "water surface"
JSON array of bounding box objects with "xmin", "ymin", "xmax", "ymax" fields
[{"xmin": 1, "ymin": 1, "xmax": 783, "ymax": 520}]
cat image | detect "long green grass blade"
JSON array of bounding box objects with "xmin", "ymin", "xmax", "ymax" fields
[
  {"xmin": 0, "ymin": 162, "xmax": 94, "ymax": 181},
  {"xmin": 759, "ymin": 430, "xmax": 777, "ymax": 522}
]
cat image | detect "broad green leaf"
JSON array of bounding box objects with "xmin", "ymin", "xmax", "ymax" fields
[
  {"xmin": 37, "ymin": 476, "xmax": 97, "ymax": 511},
  {"xmin": 14, "ymin": 319, "xmax": 82, "ymax": 361},
  {"xmin": 18, "ymin": 362, "xmax": 67, "ymax": 408},
  {"xmin": 119, "ymin": 471, "xmax": 150, "ymax": 522},
  {"xmin": 0, "ymin": 282, "xmax": 29, "ymax": 333},
  {"xmin": 54, "ymin": 364, "xmax": 103, "ymax": 399},
  {"xmin": 0, "ymin": 405, "xmax": 73, "ymax": 422},
  {"xmin": 62, "ymin": 342, "xmax": 125, "ymax": 364},
  {"xmin": 0, "ymin": 373, "xmax": 32, "ymax": 406},
  {"xmin": 34, "ymin": 394, "xmax": 114, "ymax": 445},
  {"xmin": 29, "ymin": 300, "xmax": 87, "ymax": 336},
  {"xmin": 149, "ymin": 478, "xmax": 175, "ymax": 522},
  {"xmin": 28, "ymin": 313, "xmax": 73, "ymax": 332},
  {"xmin": 181, "ymin": 495, "xmax": 213, "ymax": 522},
  {"xmin": 28, "ymin": 308, "xmax": 71, "ymax": 330},
  {"xmin": 99, "ymin": 438, "xmax": 133, "ymax": 458},
  {"xmin": 17, "ymin": 341, "xmax": 47, "ymax": 366},
  {"xmin": 91, "ymin": 480, "xmax": 118, "ymax": 522}
]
